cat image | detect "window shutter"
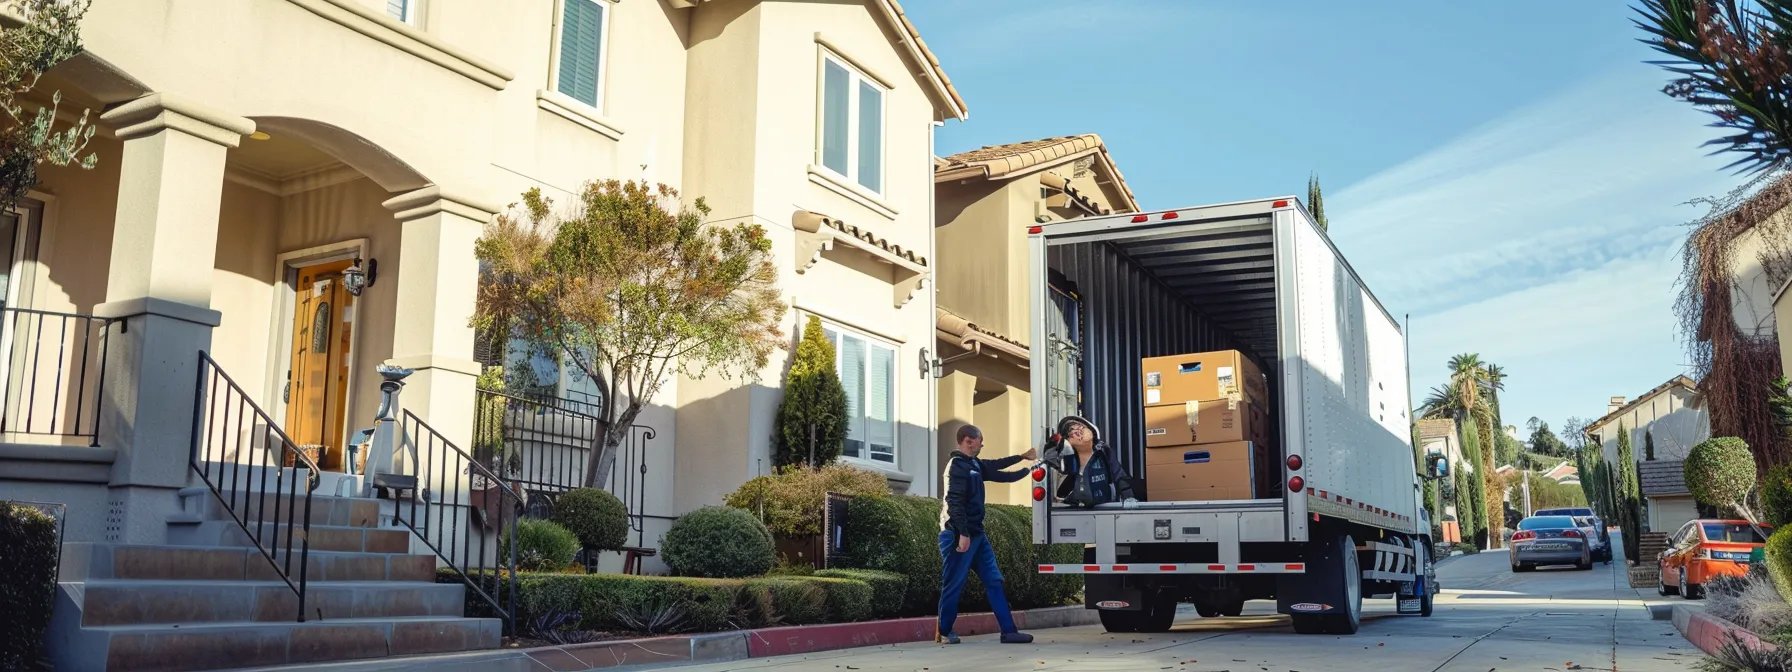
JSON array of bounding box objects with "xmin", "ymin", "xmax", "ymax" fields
[
  {"xmin": 386, "ymin": 0, "xmax": 408, "ymax": 21},
  {"xmin": 856, "ymin": 81, "xmax": 882, "ymax": 191},
  {"xmin": 821, "ymin": 60, "xmax": 851, "ymax": 175},
  {"xmin": 558, "ymin": 0, "xmax": 605, "ymax": 106},
  {"xmin": 868, "ymin": 345, "xmax": 894, "ymax": 462}
]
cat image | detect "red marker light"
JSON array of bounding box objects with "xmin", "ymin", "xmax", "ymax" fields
[
  {"xmin": 1288, "ymin": 476, "xmax": 1304, "ymax": 492},
  {"xmin": 1130, "ymin": 215, "xmax": 1148, "ymax": 223},
  {"xmin": 1273, "ymin": 200, "xmax": 1289, "ymax": 208},
  {"xmin": 1286, "ymin": 454, "xmax": 1302, "ymax": 471},
  {"xmin": 1161, "ymin": 211, "xmax": 1180, "ymax": 220},
  {"xmin": 1031, "ymin": 468, "xmax": 1046, "ymax": 482},
  {"xmin": 1032, "ymin": 486, "xmax": 1046, "ymax": 502},
  {"xmin": 1027, "ymin": 225, "xmax": 1043, "ymax": 234}
]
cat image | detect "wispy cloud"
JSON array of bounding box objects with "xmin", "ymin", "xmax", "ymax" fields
[{"xmin": 1330, "ymin": 66, "xmax": 1742, "ymax": 428}]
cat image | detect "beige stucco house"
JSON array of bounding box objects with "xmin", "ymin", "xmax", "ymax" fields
[
  {"xmin": 931, "ymin": 135, "xmax": 1138, "ymax": 504},
  {"xmin": 1585, "ymin": 375, "xmax": 1709, "ymax": 533},
  {"xmin": 1, "ymin": 0, "xmax": 964, "ymax": 571}
]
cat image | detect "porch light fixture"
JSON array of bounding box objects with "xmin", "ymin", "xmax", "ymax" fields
[{"xmin": 343, "ymin": 257, "xmax": 377, "ymax": 296}]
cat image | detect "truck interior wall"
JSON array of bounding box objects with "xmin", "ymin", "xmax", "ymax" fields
[{"xmin": 1048, "ymin": 241, "xmax": 1279, "ymax": 499}]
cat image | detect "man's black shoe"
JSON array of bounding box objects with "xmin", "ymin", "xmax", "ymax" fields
[{"xmin": 1000, "ymin": 632, "xmax": 1034, "ymax": 644}]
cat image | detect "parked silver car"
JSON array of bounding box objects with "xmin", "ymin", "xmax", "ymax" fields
[
  {"xmin": 1510, "ymin": 515, "xmax": 1593, "ymax": 572},
  {"xmin": 1536, "ymin": 506, "xmax": 1611, "ymax": 563}
]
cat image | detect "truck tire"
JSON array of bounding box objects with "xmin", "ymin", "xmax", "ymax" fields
[
  {"xmin": 1290, "ymin": 534, "xmax": 1363, "ymax": 635},
  {"xmin": 1415, "ymin": 542, "xmax": 1434, "ymax": 618},
  {"xmin": 1099, "ymin": 608, "xmax": 1139, "ymax": 633},
  {"xmin": 1136, "ymin": 594, "xmax": 1178, "ymax": 633}
]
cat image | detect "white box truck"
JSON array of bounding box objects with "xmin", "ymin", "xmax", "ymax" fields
[{"xmin": 1025, "ymin": 197, "xmax": 1440, "ymax": 635}]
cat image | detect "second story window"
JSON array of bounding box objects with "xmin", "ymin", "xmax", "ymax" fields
[
  {"xmin": 819, "ymin": 51, "xmax": 885, "ymax": 194},
  {"xmin": 555, "ymin": 0, "xmax": 611, "ymax": 109},
  {"xmin": 386, "ymin": 0, "xmax": 417, "ymax": 24}
]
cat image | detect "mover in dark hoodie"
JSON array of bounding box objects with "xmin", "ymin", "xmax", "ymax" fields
[
  {"xmin": 936, "ymin": 424, "xmax": 1036, "ymax": 645},
  {"xmin": 1048, "ymin": 415, "xmax": 1140, "ymax": 509}
]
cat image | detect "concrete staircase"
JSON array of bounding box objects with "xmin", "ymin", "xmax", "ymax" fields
[{"xmin": 47, "ymin": 489, "xmax": 501, "ymax": 671}]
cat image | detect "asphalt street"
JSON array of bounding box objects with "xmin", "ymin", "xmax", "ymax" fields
[{"xmin": 661, "ymin": 534, "xmax": 1708, "ymax": 672}]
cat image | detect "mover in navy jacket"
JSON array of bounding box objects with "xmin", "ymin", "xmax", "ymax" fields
[{"xmin": 936, "ymin": 424, "xmax": 1036, "ymax": 645}]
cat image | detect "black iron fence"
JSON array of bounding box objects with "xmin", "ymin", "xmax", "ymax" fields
[
  {"xmin": 472, "ymin": 388, "xmax": 654, "ymax": 546},
  {"xmin": 0, "ymin": 308, "xmax": 119, "ymax": 445},
  {"xmin": 396, "ymin": 410, "xmax": 520, "ymax": 634},
  {"xmin": 190, "ymin": 352, "xmax": 317, "ymax": 622}
]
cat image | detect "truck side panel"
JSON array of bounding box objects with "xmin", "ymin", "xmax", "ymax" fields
[{"xmin": 1287, "ymin": 211, "xmax": 1419, "ymax": 534}]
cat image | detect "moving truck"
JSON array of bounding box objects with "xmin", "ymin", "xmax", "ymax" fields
[{"xmin": 1025, "ymin": 197, "xmax": 1439, "ymax": 635}]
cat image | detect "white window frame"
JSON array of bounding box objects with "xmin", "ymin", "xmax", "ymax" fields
[
  {"xmin": 386, "ymin": 0, "xmax": 419, "ymax": 24},
  {"xmin": 549, "ymin": 0, "xmax": 614, "ymax": 112},
  {"xmin": 815, "ymin": 48, "xmax": 887, "ymax": 196},
  {"xmin": 821, "ymin": 322, "xmax": 899, "ymax": 465}
]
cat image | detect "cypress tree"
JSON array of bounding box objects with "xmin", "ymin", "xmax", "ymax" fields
[
  {"xmin": 773, "ymin": 317, "xmax": 849, "ymax": 468},
  {"xmin": 1615, "ymin": 422, "xmax": 1644, "ymax": 562}
]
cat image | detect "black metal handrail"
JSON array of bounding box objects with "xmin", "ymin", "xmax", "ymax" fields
[
  {"xmin": 189, "ymin": 352, "xmax": 317, "ymax": 622},
  {"xmin": 606, "ymin": 424, "xmax": 655, "ymax": 547},
  {"xmin": 0, "ymin": 307, "xmax": 119, "ymax": 445},
  {"xmin": 396, "ymin": 410, "xmax": 519, "ymax": 634}
]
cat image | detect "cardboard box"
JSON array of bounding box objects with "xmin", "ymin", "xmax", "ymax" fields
[
  {"xmin": 1141, "ymin": 350, "xmax": 1268, "ymax": 407},
  {"xmin": 1142, "ymin": 399, "xmax": 1271, "ymax": 448},
  {"xmin": 1144, "ymin": 441, "xmax": 1257, "ymax": 501}
]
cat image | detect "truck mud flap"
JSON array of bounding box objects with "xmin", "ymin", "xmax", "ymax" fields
[
  {"xmin": 1276, "ymin": 536, "xmax": 1353, "ymax": 615},
  {"xmin": 1084, "ymin": 574, "xmax": 1145, "ymax": 612}
]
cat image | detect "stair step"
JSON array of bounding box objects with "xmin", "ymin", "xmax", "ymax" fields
[
  {"xmin": 62, "ymin": 543, "xmax": 439, "ymax": 583},
  {"xmin": 169, "ymin": 521, "xmax": 412, "ymax": 554},
  {"xmin": 176, "ymin": 487, "xmax": 384, "ymax": 528},
  {"xmin": 77, "ymin": 580, "xmax": 466, "ymax": 626},
  {"xmin": 54, "ymin": 616, "xmax": 501, "ymax": 672}
]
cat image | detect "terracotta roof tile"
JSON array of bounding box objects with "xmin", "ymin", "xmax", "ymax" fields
[{"xmin": 934, "ymin": 134, "xmax": 1140, "ymax": 212}]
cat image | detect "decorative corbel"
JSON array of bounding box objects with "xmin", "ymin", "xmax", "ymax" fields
[
  {"xmin": 792, "ymin": 210, "xmax": 835, "ymax": 275},
  {"xmin": 894, "ymin": 271, "xmax": 927, "ymax": 308}
]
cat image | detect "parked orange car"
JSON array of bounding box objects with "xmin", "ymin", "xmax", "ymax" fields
[{"xmin": 1657, "ymin": 519, "xmax": 1771, "ymax": 599}]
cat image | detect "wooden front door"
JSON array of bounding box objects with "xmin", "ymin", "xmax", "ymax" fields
[{"xmin": 283, "ymin": 259, "xmax": 356, "ymax": 471}]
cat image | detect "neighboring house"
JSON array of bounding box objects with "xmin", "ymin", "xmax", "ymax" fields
[
  {"xmin": 1417, "ymin": 418, "xmax": 1464, "ymax": 541},
  {"xmin": 1541, "ymin": 461, "xmax": 1579, "ymax": 485},
  {"xmin": 1584, "ymin": 375, "xmax": 1709, "ymax": 535},
  {"xmin": 1638, "ymin": 459, "xmax": 1698, "ymax": 534},
  {"xmin": 930, "ymin": 135, "xmax": 1139, "ymax": 504},
  {"xmin": 0, "ymin": 0, "xmax": 965, "ymax": 573}
]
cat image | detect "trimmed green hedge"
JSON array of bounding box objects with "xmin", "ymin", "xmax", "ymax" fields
[
  {"xmin": 1, "ymin": 501, "xmax": 57, "ymax": 670},
  {"xmin": 813, "ymin": 568, "xmax": 906, "ymax": 618},
  {"xmin": 445, "ymin": 569, "xmax": 880, "ymax": 633},
  {"xmin": 663, "ymin": 506, "xmax": 776, "ymax": 578},
  {"xmin": 552, "ymin": 488, "xmax": 631, "ymax": 553},
  {"xmin": 1766, "ymin": 526, "xmax": 1792, "ymax": 605},
  {"xmin": 838, "ymin": 495, "xmax": 1082, "ymax": 616},
  {"xmin": 504, "ymin": 519, "xmax": 582, "ymax": 572}
]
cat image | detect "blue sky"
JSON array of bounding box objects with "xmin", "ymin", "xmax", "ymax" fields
[{"xmin": 905, "ymin": 0, "xmax": 1748, "ymax": 439}]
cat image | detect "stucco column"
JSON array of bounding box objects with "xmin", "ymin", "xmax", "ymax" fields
[
  {"xmin": 94, "ymin": 93, "xmax": 253, "ymax": 543},
  {"xmin": 381, "ymin": 186, "xmax": 498, "ymax": 460}
]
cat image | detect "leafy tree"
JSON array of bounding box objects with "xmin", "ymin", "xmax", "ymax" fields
[
  {"xmin": 1, "ymin": 0, "xmax": 98, "ymax": 207},
  {"xmin": 1686, "ymin": 436, "xmax": 1770, "ymax": 538},
  {"xmin": 1307, "ymin": 173, "xmax": 1328, "ymax": 232},
  {"xmin": 773, "ymin": 317, "xmax": 848, "ymax": 468},
  {"xmin": 1496, "ymin": 432, "xmax": 1524, "ymax": 468},
  {"xmin": 474, "ymin": 182, "xmax": 786, "ymax": 488},
  {"xmin": 1575, "ymin": 445, "xmax": 1600, "ymax": 514},
  {"xmin": 1615, "ymin": 423, "xmax": 1645, "ymax": 562},
  {"xmin": 1527, "ymin": 418, "xmax": 1569, "ymax": 458},
  {"xmin": 1634, "ymin": 0, "xmax": 1792, "ymax": 173},
  {"xmin": 1525, "ymin": 471, "xmax": 1591, "ymax": 510}
]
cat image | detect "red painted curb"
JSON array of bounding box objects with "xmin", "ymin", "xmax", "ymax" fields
[
  {"xmin": 1674, "ymin": 606, "xmax": 1779, "ymax": 657},
  {"xmin": 746, "ymin": 612, "xmax": 1010, "ymax": 657}
]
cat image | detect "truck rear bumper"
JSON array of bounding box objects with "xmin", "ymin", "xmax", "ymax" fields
[{"xmin": 1039, "ymin": 562, "xmax": 1306, "ymax": 574}]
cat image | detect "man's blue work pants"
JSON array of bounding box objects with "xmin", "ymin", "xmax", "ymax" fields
[{"xmin": 937, "ymin": 530, "xmax": 1018, "ymax": 635}]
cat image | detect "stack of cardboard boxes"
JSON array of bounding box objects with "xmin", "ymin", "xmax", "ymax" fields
[{"xmin": 1140, "ymin": 350, "xmax": 1274, "ymax": 501}]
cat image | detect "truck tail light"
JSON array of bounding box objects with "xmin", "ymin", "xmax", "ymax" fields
[
  {"xmin": 1286, "ymin": 454, "xmax": 1302, "ymax": 471},
  {"xmin": 1287, "ymin": 476, "xmax": 1304, "ymax": 492},
  {"xmin": 1032, "ymin": 486, "xmax": 1046, "ymax": 502},
  {"xmin": 1031, "ymin": 468, "xmax": 1046, "ymax": 482}
]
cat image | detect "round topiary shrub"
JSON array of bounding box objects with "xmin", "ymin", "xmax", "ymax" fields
[
  {"xmin": 1, "ymin": 502, "xmax": 57, "ymax": 670},
  {"xmin": 503, "ymin": 519, "xmax": 582, "ymax": 572},
  {"xmin": 662, "ymin": 506, "xmax": 775, "ymax": 578},
  {"xmin": 552, "ymin": 488, "xmax": 630, "ymax": 553},
  {"xmin": 1686, "ymin": 437, "xmax": 1758, "ymax": 513},
  {"xmin": 1763, "ymin": 464, "xmax": 1792, "ymax": 527}
]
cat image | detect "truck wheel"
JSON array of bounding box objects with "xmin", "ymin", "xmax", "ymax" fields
[
  {"xmin": 1098, "ymin": 609, "xmax": 1139, "ymax": 633},
  {"xmin": 1290, "ymin": 534, "xmax": 1363, "ymax": 635},
  {"xmin": 1323, "ymin": 534, "xmax": 1364, "ymax": 634},
  {"xmin": 1136, "ymin": 594, "xmax": 1178, "ymax": 633},
  {"xmin": 1415, "ymin": 543, "xmax": 1434, "ymax": 618}
]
